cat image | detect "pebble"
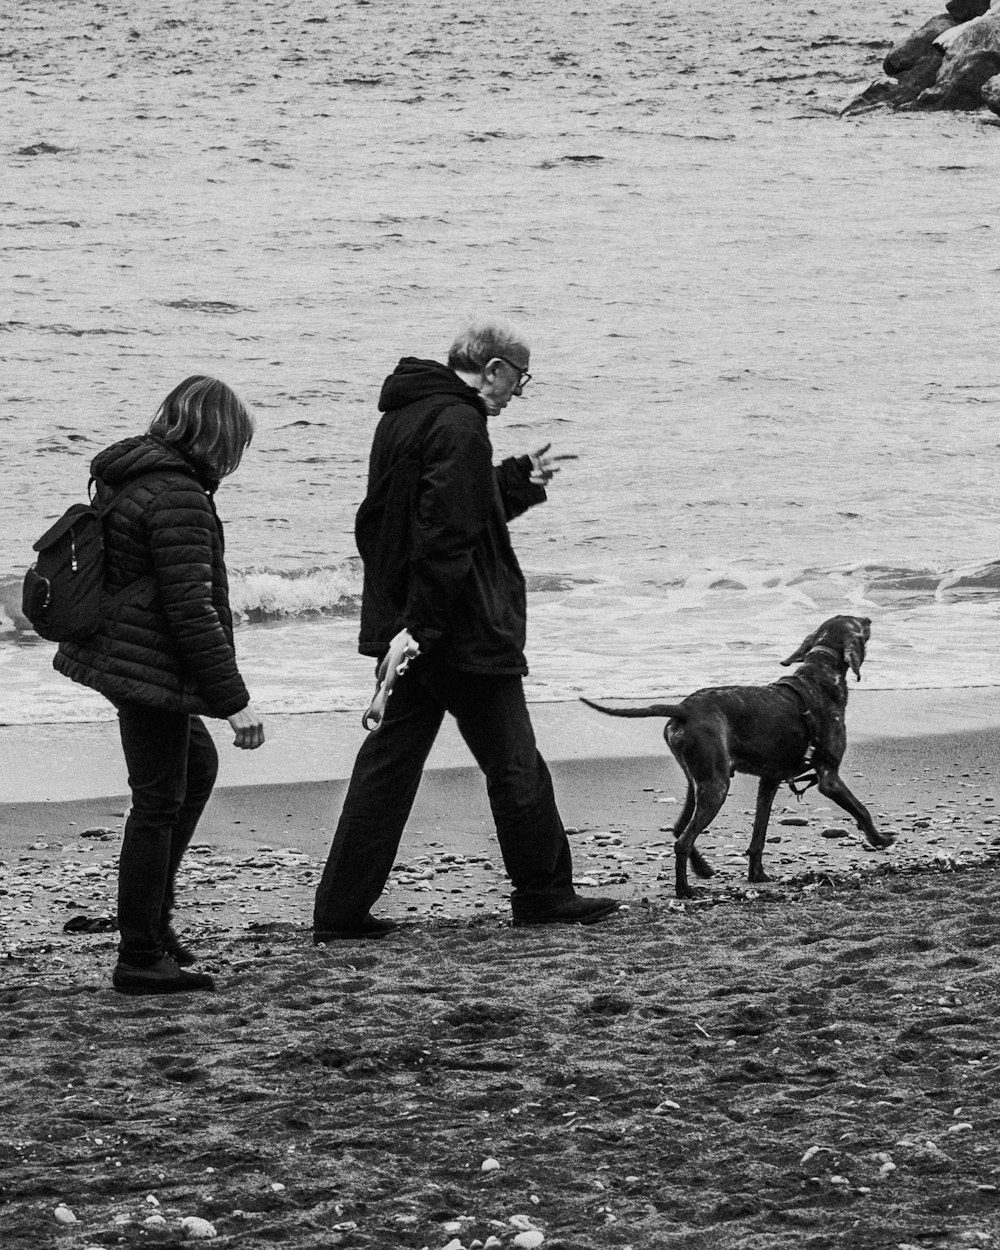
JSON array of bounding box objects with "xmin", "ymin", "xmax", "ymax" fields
[
  {"xmin": 143, "ymin": 1215, "xmax": 168, "ymax": 1229},
  {"xmin": 181, "ymin": 1216, "xmax": 218, "ymax": 1239},
  {"xmin": 54, "ymin": 1205, "xmax": 78, "ymax": 1224},
  {"xmin": 481, "ymin": 1157, "xmax": 501, "ymax": 1172},
  {"xmin": 779, "ymin": 817, "xmax": 809, "ymax": 826},
  {"xmin": 653, "ymin": 1099, "xmax": 680, "ymax": 1113},
  {"xmin": 441, "ymin": 1239, "xmax": 464, "ymax": 1250},
  {"xmin": 513, "ymin": 1234, "xmax": 544, "ymax": 1249}
]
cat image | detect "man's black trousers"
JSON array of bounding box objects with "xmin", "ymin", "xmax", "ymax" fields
[{"xmin": 314, "ymin": 663, "xmax": 576, "ymax": 927}]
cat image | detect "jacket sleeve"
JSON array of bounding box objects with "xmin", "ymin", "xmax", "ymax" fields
[
  {"xmin": 403, "ymin": 414, "xmax": 495, "ymax": 650},
  {"xmin": 144, "ymin": 484, "xmax": 250, "ymax": 717},
  {"xmin": 495, "ymin": 454, "xmax": 547, "ymax": 521}
]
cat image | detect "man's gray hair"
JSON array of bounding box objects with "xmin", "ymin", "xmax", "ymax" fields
[{"xmin": 447, "ymin": 318, "xmax": 529, "ymax": 373}]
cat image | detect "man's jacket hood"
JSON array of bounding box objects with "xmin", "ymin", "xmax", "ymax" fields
[{"xmin": 377, "ymin": 357, "xmax": 487, "ymax": 416}]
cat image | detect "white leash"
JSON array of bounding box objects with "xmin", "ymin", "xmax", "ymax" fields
[{"xmin": 362, "ymin": 630, "xmax": 421, "ymax": 733}]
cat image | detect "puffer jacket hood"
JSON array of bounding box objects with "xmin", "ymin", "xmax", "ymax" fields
[
  {"xmin": 91, "ymin": 435, "xmax": 215, "ymax": 495},
  {"xmin": 378, "ymin": 357, "xmax": 487, "ymax": 416}
]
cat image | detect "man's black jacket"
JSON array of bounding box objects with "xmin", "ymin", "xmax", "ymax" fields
[{"xmin": 357, "ymin": 357, "xmax": 545, "ymax": 674}]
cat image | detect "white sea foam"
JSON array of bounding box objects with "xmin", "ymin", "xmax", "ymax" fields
[{"xmin": 228, "ymin": 564, "xmax": 362, "ymax": 623}]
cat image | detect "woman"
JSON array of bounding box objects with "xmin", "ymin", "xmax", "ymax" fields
[{"xmin": 55, "ymin": 376, "xmax": 265, "ymax": 994}]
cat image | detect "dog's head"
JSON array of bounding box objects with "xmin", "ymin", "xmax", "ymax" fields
[{"xmin": 779, "ymin": 615, "xmax": 872, "ymax": 681}]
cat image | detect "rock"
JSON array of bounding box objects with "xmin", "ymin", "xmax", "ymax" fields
[
  {"xmin": 821, "ymin": 827, "xmax": 849, "ymax": 838},
  {"xmin": 143, "ymin": 1215, "xmax": 168, "ymax": 1229},
  {"xmin": 889, "ymin": 52, "xmax": 949, "ymax": 106},
  {"xmin": 181, "ymin": 1216, "xmax": 218, "ymax": 1239},
  {"xmin": 513, "ymin": 1234, "xmax": 545, "ymax": 1250},
  {"xmin": 946, "ymin": 0, "xmax": 991, "ymax": 22},
  {"xmin": 481, "ymin": 1157, "xmax": 501, "ymax": 1172},
  {"xmin": 884, "ymin": 13, "xmax": 955, "ymax": 76},
  {"xmin": 982, "ymin": 70, "xmax": 1000, "ymax": 110},
  {"xmin": 54, "ymin": 1205, "xmax": 78, "ymax": 1224},
  {"xmin": 934, "ymin": 10, "xmax": 1000, "ymax": 57},
  {"xmin": 915, "ymin": 45, "xmax": 1000, "ymax": 106}
]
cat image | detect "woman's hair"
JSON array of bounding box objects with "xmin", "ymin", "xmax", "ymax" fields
[
  {"xmin": 447, "ymin": 318, "xmax": 529, "ymax": 373},
  {"xmin": 148, "ymin": 375, "xmax": 254, "ymax": 478}
]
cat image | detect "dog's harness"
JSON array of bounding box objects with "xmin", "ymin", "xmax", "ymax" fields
[{"xmin": 775, "ymin": 647, "xmax": 841, "ymax": 797}]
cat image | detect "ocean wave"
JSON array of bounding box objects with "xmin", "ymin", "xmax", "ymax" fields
[
  {"xmin": 2, "ymin": 557, "xmax": 997, "ymax": 643},
  {"xmin": 228, "ymin": 564, "xmax": 363, "ymax": 623}
]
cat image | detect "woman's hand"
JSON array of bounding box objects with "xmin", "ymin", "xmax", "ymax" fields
[{"xmin": 228, "ymin": 704, "xmax": 265, "ymax": 749}]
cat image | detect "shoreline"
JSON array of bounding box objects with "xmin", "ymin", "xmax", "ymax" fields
[
  {"xmin": 1, "ymin": 685, "xmax": 998, "ymax": 805},
  {"xmin": 2, "ymin": 687, "xmax": 998, "ymax": 950}
]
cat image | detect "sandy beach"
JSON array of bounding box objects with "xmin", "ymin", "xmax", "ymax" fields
[
  {"xmin": 3, "ymin": 688, "xmax": 999, "ymax": 941},
  {"xmin": 4, "ymin": 691, "xmax": 1000, "ymax": 1248}
]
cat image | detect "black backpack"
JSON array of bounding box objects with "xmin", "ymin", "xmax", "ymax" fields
[
  {"xmin": 354, "ymin": 401, "xmax": 449, "ymax": 609},
  {"xmin": 22, "ymin": 481, "xmax": 149, "ymax": 642}
]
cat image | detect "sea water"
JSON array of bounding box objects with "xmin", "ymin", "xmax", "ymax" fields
[{"xmin": 2, "ymin": 0, "xmax": 998, "ymax": 726}]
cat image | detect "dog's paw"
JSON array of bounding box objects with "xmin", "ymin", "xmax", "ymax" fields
[
  {"xmin": 689, "ymin": 849, "xmax": 714, "ymax": 879},
  {"xmin": 869, "ymin": 830, "xmax": 897, "ymax": 849}
]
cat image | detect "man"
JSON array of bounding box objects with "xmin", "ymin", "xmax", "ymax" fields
[{"xmin": 313, "ymin": 318, "xmax": 620, "ymax": 939}]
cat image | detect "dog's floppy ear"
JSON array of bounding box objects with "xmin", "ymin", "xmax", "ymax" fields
[
  {"xmin": 780, "ymin": 627, "xmax": 818, "ymax": 667},
  {"xmin": 843, "ymin": 617, "xmax": 870, "ymax": 682}
]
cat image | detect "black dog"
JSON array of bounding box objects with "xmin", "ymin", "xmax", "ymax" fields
[{"xmin": 582, "ymin": 615, "xmax": 894, "ymax": 898}]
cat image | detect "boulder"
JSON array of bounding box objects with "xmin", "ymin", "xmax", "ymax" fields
[
  {"xmin": 884, "ymin": 14, "xmax": 955, "ymax": 76},
  {"xmin": 914, "ymin": 45, "xmax": 1000, "ymax": 106},
  {"xmin": 933, "ymin": 9, "xmax": 1000, "ymax": 56},
  {"xmin": 946, "ymin": 0, "xmax": 990, "ymax": 22},
  {"xmin": 843, "ymin": 49, "xmax": 944, "ymax": 113},
  {"xmin": 981, "ymin": 69, "xmax": 1000, "ymax": 110}
]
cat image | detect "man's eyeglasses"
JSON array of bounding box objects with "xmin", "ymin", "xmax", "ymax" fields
[{"xmin": 497, "ymin": 356, "xmax": 532, "ymax": 388}]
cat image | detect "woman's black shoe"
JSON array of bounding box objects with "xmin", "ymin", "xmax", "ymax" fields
[{"xmin": 112, "ymin": 955, "xmax": 215, "ymax": 995}]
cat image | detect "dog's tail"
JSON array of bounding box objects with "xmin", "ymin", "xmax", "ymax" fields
[{"xmin": 580, "ymin": 697, "xmax": 688, "ymax": 720}]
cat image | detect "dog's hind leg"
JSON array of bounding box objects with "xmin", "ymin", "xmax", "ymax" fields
[
  {"xmin": 815, "ymin": 765, "xmax": 895, "ymax": 849},
  {"xmin": 669, "ymin": 761, "xmax": 713, "ymax": 882},
  {"xmin": 746, "ymin": 778, "xmax": 781, "ymax": 883},
  {"xmin": 673, "ymin": 779, "xmax": 728, "ymax": 899}
]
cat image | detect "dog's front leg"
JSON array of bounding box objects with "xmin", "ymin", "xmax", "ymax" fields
[
  {"xmin": 815, "ymin": 765, "xmax": 895, "ymax": 849},
  {"xmin": 747, "ymin": 778, "xmax": 781, "ymax": 882}
]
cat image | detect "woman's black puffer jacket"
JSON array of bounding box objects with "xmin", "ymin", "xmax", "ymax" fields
[{"xmin": 53, "ymin": 435, "xmax": 250, "ymax": 718}]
